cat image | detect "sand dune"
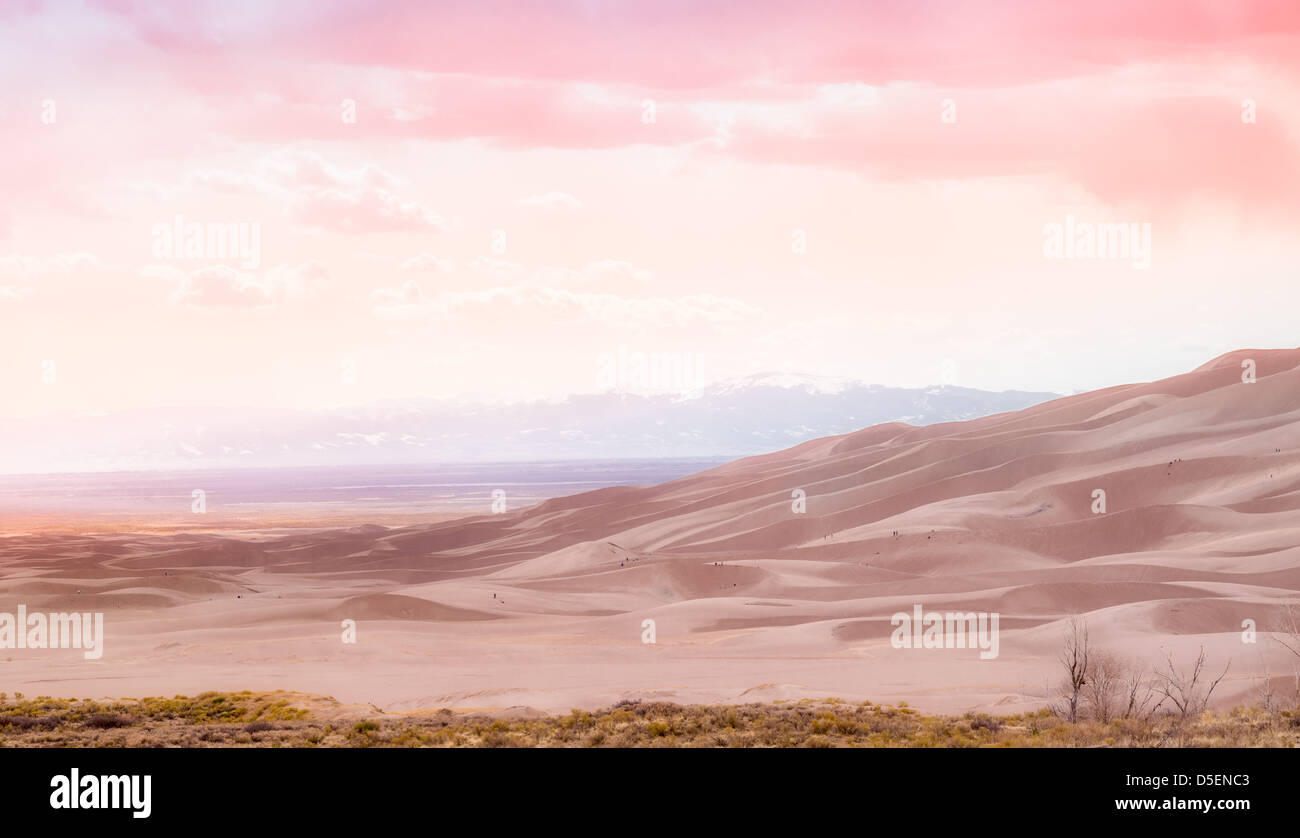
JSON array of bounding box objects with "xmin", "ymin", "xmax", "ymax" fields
[{"xmin": 1, "ymin": 348, "xmax": 1298, "ymax": 714}]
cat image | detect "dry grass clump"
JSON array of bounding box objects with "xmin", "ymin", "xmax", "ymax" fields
[
  {"xmin": 0, "ymin": 690, "xmax": 311, "ymax": 747},
  {"xmin": 334, "ymin": 698, "xmax": 1300, "ymax": 748},
  {"xmin": 0, "ymin": 691, "xmax": 1296, "ymax": 747}
]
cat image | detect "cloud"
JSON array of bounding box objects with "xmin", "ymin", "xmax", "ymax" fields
[
  {"xmin": 712, "ymin": 77, "xmax": 1300, "ymax": 210},
  {"xmin": 183, "ymin": 150, "xmax": 446, "ymax": 234},
  {"xmin": 289, "ymin": 184, "xmax": 445, "ymax": 233},
  {"xmin": 400, "ymin": 253, "xmax": 453, "ymax": 273},
  {"xmin": 534, "ymin": 259, "xmax": 654, "ymax": 287},
  {"xmin": 466, "ymin": 257, "xmax": 524, "ymax": 282},
  {"xmin": 19, "ymin": 4, "xmax": 1291, "ymax": 211},
  {"xmin": 516, "ymin": 191, "xmax": 583, "ymax": 210},
  {"xmin": 583, "ymin": 259, "xmax": 652, "ymax": 284},
  {"xmin": 156, "ymin": 261, "xmax": 329, "ymax": 308},
  {"xmin": 0, "ymin": 252, "xmax": 99, "ymax": 277},
  {"xmin": 0, "ymin": 252, "xmax": 99, "ymax": 301},
  {"xmin": 371, "ymin": 281, "xmax": 758, "ymax": 328},
  {"xmin": 375, "ymin": 257, "xmax": 653, "ymax": 316},
  {"xmin": 92, "ymin": 1, "xmax": 1300, "ymax": 91},
  {"xmin": 167, "ymin": 265, "xmax": 275, "ymax": 308},
  {"xmin": 266, "ymin": 260, "xmax": 331, "ymax": 295},
  {"xmin": 370, "ymin": 279, "xmax": 423, "ymax": 307},
  {"xmin": 259, "ymin": 149, "xmax": 398, "ymax": 190}
]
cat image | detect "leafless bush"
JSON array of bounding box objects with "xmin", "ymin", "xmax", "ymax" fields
[
  {"xmin": 1153, "ymin": 646, "xmax": 1229, "ymax": 723},
  {"xmin": 1053, "ymin": 616, "xmax": 1091, "ymax": 722},
  {"xmin": 1255, "ymin": 659, "xmax": 1281, "ymax": 718},
  {"xmin": 1273, "ymin": 602, "xmax": 1300, "ymax": 703},
  {"xmin": 1082, "ymin": 651, "xmax": 1125, "ymax": 723},
  {"xmin": 1052, "ymin": 623, "xmax": 1161, "ymax": 723},
  {"xmin": 1055, "ymin": 610, "xmax": 1097, "ymax": 722},
  {"xmin": 1120, "ymin": 659, "xmax": 1163, "ymax": 720}
]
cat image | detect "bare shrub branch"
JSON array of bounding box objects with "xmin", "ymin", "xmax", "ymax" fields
[
  {"xmin": 1273, "ymin": 602, "xmax": 1300, "ymax": 703},
  {"xmin": 1082, "ymin": 651, "xmax": 1125, "ymax": 723},
  {"xmin": 1053, "ymin": 616, "xmax": 1090, "ymax": 723},
  {"xmin": 1121, "ymin": 659, "xmax": 1163, "ymax": 720},
  {"xmin": 1153, "ymin": 646, "xmax": 1229, "ymax": 723}
]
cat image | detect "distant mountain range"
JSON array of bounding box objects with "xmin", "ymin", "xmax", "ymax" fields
[{"xmin": 0, "ymin": 374, "xmax": 1060, "ymax": 473}]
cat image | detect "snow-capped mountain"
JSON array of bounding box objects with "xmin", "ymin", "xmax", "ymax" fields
[{"xmin": 0, "ymin": 376, "xmax": 1060, "ymax": 473}]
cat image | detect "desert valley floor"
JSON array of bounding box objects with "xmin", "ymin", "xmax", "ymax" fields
[{"xmin": 2, "ymin": 348, "xmax": 1299, "ymax": 715}]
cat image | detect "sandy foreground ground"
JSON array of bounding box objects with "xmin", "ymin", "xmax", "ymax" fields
[{"xmin": 1, "ymin": 348, "xmax": 1298, "ymax": 716}]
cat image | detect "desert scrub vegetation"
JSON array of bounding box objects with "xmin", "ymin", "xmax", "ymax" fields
[
  {"xmin": 0, "ymin": 690, "xmax": 311, "ymax": 747},
  {"xmin": 251, "ymin": 698, "xmax": 1300, "ymax": 748},
  {"xmin": 0, "ymin": 691, "xmax": 1296, "ymax": 747}
]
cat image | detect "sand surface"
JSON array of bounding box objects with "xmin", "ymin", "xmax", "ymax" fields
[{"xmin": 2, "ymin": 348, "xmax": 1298, "ymax": 715}]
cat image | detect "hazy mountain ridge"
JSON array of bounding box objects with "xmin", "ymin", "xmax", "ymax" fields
[{"xmin": 0, "ymin": 376, "xmax": 1059, "ymax": 473}]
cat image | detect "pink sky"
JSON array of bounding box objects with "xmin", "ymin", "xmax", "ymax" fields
[{"xmin": 1, "ymin": 0, "xmax": 1298, "ymax": 418}]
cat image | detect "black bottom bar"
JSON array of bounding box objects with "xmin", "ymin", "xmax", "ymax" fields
[{"xmin": 3, "ymin": 747, "xmax": 1286, "ymax": 826}]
